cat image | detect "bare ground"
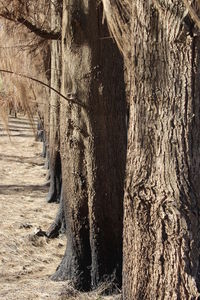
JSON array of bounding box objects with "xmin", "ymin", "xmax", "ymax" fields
[{"xmin": 0, "ymin": 116, "xmax": 121, "ymax": 300}]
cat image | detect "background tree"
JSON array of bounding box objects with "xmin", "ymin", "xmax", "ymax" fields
[
  {"xmin": 53, "ymin": 0, "xmax": 127, "ymax": 291},
  {"xmin": 0, "ymin": 0, "xmax": 63, "ymax": 233},
  {"xmin": 46, "ymin": 0, "xmax": 62, "ymax": 204}
]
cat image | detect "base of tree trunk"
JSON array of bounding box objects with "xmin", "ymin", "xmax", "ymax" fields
[
  {"xmin": 46, "ymin": 194, "xmax": 66, "ymax": 238},
  {"xmin": 46, "ymin": 174, "xmax": 61, "ymax": 203},
  {"xmin": 51, "ymin": 250, "xmax": 91, "ymax": 291},
  {"xmin": 46, "ymin": 184, "xmax": 59, "ymax": 203}
]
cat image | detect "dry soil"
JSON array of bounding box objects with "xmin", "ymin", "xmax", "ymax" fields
[
  {"xmin": 0, "ymin": 116, "xmax": 68, "ymax": 299},
  {"xmin": 0, "ymin": 116, "xmax": 120, "ymax": 300}
]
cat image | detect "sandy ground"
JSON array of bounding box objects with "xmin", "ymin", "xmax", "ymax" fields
[{"xmin": 0, "ymin": 116, "xmax": 121, "ymax": 300}]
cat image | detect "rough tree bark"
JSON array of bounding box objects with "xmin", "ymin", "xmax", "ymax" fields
[
  {"xmin": 122, "ymin": 1, "xmax": 200, "ymax": 299},
  {"xmin": 52, "ymin": 0, "xmax": 127, "ymax": 291}
]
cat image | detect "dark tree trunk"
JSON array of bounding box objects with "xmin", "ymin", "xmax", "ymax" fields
[
  {"xmin": 47, "ymin": 150, "xmax": 62, "ymax": 203},
  {"xmin": 88, "ymin": 9, "xmax": 127, "ymax": 288},
  {"xmin": 36, "ymin": 115, "xmax": 44, "ymax": 142},
  {"xmin": 46, "ymin": 187, "xmax": 66, "ymax": 238},
  {"xmin": 42, "ymin": 131, "xmax": 47, "ymax": 157},
  {"xmin": 44, "ymin": 147, "xmax": 50, "ymax": 170},
  {"xmin": 53, "ymin": 0, "xmax": 127, "ymax": 291}
]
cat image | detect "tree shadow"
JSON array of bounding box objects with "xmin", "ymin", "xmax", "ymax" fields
[
  {"xmin": 0, "ymin": 133, "xmax": 34, "ymax": 138},
  {"xmin": 0, "ymin": 154, "xmax": 44, "ymax": 165},
  {"xmin": 0, "ymin": 184, "xmax": 48, "ymax": 195}
]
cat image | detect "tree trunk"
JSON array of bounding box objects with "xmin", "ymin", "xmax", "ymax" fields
[
  {"xmin": 46, "ymin": 187, "xmax": 66, "ymax": 238},
  {"xmin": 47, "ymin": 0, "xmax": 62, "ymax": 203},
  {"xmin": 53, "ymin": 0, "xmax": 127, "ymax": 291},
  {"xmin": 47, "ymin": 150, "xmax": 62, "ymax": 203},
  {"xmin": 123, "ymin": 2, "xmax": 200, "ymax": 299}
]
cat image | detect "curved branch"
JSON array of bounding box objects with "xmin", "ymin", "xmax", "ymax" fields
[
  {"xmin": 0, "ymin": 69, "xmax": 87, "ymax": 109},
  {"xmin": 182, "ymin": 0, "xmax": 200, "ymax": 30},
  {"xmin": 0, "ymin": 13, "xmax": 61, "ymax": 40},
  {"xmin": 17, "ymin": 17, "xmax": 61, "ymax": 40}
]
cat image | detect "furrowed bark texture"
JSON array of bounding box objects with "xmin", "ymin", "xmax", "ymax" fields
[
  {"xmin": 53, "ymin": 0, "xmax": 127, "ymax": 291},
  {"xmin": 123, "ymin": 1, "xmax": 200, "ymax": 299},
  {"xmin": 47, "ymin": 0, "xmax": 62, "ymax": 203}
]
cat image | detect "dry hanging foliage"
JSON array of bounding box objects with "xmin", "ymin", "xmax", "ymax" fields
[
  {"xmin": 102, "ymin": 0, "xmax": 131, "ymax": 60},
  {"xmin": 0, "ymin": 0, "xmax": 56, "ymax": 38},
  {"xmin": 102, "ymin": 0, "xmax": 200, "ymax": 60},
  {"xmin": 182, "ymin": 0, "xmax": 200, "ymax": 29},
  {"xmin": 0, "ymin": 18, "xmax": 50, "ymax": 128},
  {"xmin": 0, "ymin": 0, "xmax": 60, "ymax": 129}
]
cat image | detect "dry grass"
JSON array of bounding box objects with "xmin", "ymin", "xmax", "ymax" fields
[
  {"xmin": 57, "ymin": 283, "xmax": 121, "ymax": 300},
  {"xmin": 0, "ymin": 116, "xmax": 65, "ymax": 300},
  {"xmin": 0, "ymin": 116, "xmax": 121, "ymax": 300}
]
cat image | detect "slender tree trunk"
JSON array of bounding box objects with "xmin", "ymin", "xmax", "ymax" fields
[
  {"xmin": 123, "ymin": 2, "xmax": 200, "ymax": 299},
  {"xmin": 47, "ymin": 150, "xmax": 62, "ymax": 203},
  {"xmin": 41, "ymin": 40, "xmax": 51, "ymax": 163},
  {"xmin": 53, "ymin": 0, "xmax": 127, "ymax": 291},
  {"xmin": 47, "ymin": 0, "xmax": 62, "ymax": 203}
]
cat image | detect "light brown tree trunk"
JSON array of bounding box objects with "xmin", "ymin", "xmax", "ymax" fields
[
  {"xmin": 53, "ymin": 0, "xmax": 127, "ymax": 291},
  {"xmin": 47, "ymin": 0, "xmax": 62, "ymax": 203},
  {"xmin": 123, "ymin": 1, "xmax": 200, "ymax": 299}
]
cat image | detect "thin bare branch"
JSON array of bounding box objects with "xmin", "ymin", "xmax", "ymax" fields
[
  {"xmin": 0, "ymin": 13, "xmax": 61, "ymax": 40},
  {"xmin": 0, "ymin": 69, "xmax": 87, "ymax": 108},
  {"xmin": 182, "ymin": 0, "xmax": 200, "ymax": 29}
]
